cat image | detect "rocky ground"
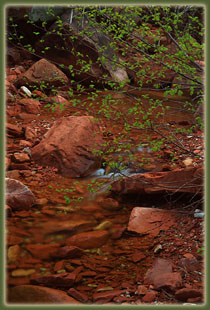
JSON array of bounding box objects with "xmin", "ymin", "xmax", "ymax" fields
[{"xmin": 5, "ymin": 59, "xmax": 205, "ymax": 305}]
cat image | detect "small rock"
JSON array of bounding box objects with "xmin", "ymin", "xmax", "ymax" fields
[
  {"xmin": 175, "ymin": 288, "xmax": 203, "ymax": 302},
  {"xmin": 31, "ymin": 273, "xmax": 76, "ymax": 288},
  {"xmin": 6, "ymin": 123, "xmax": 23, "ymax": 137},
  {"xmin": 131, "ymin": 252, "xmax": 146, "ymax": 263},
  {"xmin": 19, "ymin": 140, "xmax": 32, "ymax": 147},
  {"xmin": 5, "ymin": 157, "xmax": 11, "ymax": 170},
  {"xmin": 66, "ymin": 230, "xmax": 109, "ymax": 249},
  {"xmin": 20, "ymin": 86, "xmax": 32, "ymax": 97},
  {"xmin": 35, "ymin": 198, "xmax": 48, "ymax": 205},
  {"xmin": 11, "ymin": 269, "xmax": 36, "ymax": 277},
  {"xmin": 19, "ymin": 98, "xmax": 41, "ymax": 114},
  {"xmin": 24, "ymin": 127, "xmax": 37, "ymax": 141},
  {"xmin": 67, "ymin": 288, "xmax": 89, "ymax": 303},
  {"xmin": 153, "ymin": 272, "xmax": 182, "ymax": 291},
  {"xmin": 8, "ymin": 245, "xmax": 21, "ymax": 263},
  {"xmin": 6, "ymin": 178, "xmax": 36, "ymax": 210},
  {"xmin": 137, "ymin": 285, "xmax": 148, "ymax": 295},
  {"xmin": 93, "ymin": 220, "xmax": 113, "ymax": 231},
  {"xmin": 55, "ymin": 246, "xmax": 84, "ymax": 259},
  {"xmin": 178, "ymin": 257, "xmax": 200, "ymax": 272},
  {"xmin": 93, "ymin": 289, "xmax": 125, "ymax": 303},
  {"xmin": 12, "ymin": 153, "xmax": 30, "ymax": 163},
  {"xmin": 142, "ymin": 290, "xmax": 158, "ymax": 302},
  {"xmin": 26, "ymin": 243, "xmax": 60, "ymax": 260},
  {"xmin": 97, "ymin": 198, "xmax": 121, "ymax": 211}
]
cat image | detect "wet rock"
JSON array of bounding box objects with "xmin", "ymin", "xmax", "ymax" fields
[
  {"xmin": 19, "ymin": 98, "xmax": 41, "ymax": 114},
  {"xmin": 31, "ymin": 116, "xmax": 104, "ymax": 177},
  {"xmin": 54, "ymin": 246, "xmax": 84, "ymax": 259},
  {"xmin": 8, "ymin": 245, "xmax": 21, "ymax": 263},
  {"xmin": 6, "ymin": 123, "xmax": 23, "ymax": 137},
  {"xmin": 26, "ymin": 243, "xmax": 60, "ymax": 260},
  {"xmin": 67, "ymin": 288, "xmax": 89, "ymax": 303},
  {"xmin": 66, "ymin": 230, "xmax": 109, "ymax": 249},
  {"xmin": 15, "ymin": 58, "xmax": 69, "ymax": 89},
  {"xmin": 175, "ymin": 288, "xmax": 203, "ymax": 302},
  {"xmin": 97, "ymin": 197, "xmax": 122, "ymax": 211},
  {"xmin": 127, "ymin": 207, "xmax": 175, "ymax": 237},
  {"xmin": 142, "ymin": 290, "xmax": 158, "ymax": 302},
  {"xmin": 8, "ymin": 285, "xmax": 80, "ymax": 304},
  {"xmin": 6, "ymin": 178, "xmax": 36, "ymax": 210},
  {"xmin": 12, "ymin": 152, "xmax": 30, "ymax": 163},
  {"xmin": 178, "ymin": 257, "xmax": 200, "ymax": 272},
  {"xmin": 31, "ymin": 272, "xmax": 76, "ymax": 288},
  {"xmin": 110, "ymin": 167, "xmax": 203, "ymax": 195}
]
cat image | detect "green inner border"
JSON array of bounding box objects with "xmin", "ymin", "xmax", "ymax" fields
[{"xmin": 1, "ymin": 1, "xmax": 208, "ymax": 309}]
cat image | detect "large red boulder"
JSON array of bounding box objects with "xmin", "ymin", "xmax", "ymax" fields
[{"xmin": 31, "ymin": 116, "xmax": 104, "ymax": 177}]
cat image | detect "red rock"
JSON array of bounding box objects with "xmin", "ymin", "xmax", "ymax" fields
[
  {"xmin": 97, "ymin": 197, "xmax": 121, "ymax": 211},
  {"xmin": 8, "ymin": 285, "xmax": 80, "ymax": 304},
  {"xmin": 131, "ymin": 252, "xmax": 146, "ymax": 263},
  {"xmin": 153, "ymin": 272, "xmax": 182, "ymax": 291},
  {"xmin": 93, "ymin": 289, "xmax": 125, "ymax": 303},
  {"xmin": 66, "ymin": 230, "xmax": 109, "ymax": 249},
  {"xmin": 31, "ymin": 273, "xmax": 76, "ymax": 288},
  {"xmin": 24, "ymin": 127, "xmax": 37, "ymax": 141},
  {"xmin": 144, "ymin": 258, "xmax": 173, "ymax": 284},
  {"xmin": 142, "ymin": 290, "xmax": 158, "ymax": 302},
  {"xmin": 6, "ymin": 123, "xmax": 23, "ymax": 137},
  {"xmin": 9, "ymin": 163, "xmax": 30, "ymax": 170},
  {"xmin": 178, "ymin": 257, "xmax": 200, "ymax": 272},
  {"xmin": 137, "ymin": 285, "xmax": 148, "ymax": 295},
  {"xmin": 31, "ymin": 116, "xmax": 104, "ymax": 177},
  {"xmin": 55, "ymin": 246, "xmax": 84, "ymax": 259},
  {"xmin": 19, "ymin": 140, "xmax": 32, "ymax": 147},
  {"xmin": 187, "ymin": 297, "xmax": 202, "ymax": 303},
  {"xmin": 175, "ymin": 288, "xmax": 203, "ymax": 301},
  {"xmin": 15, "ymin": 58, "xmax": 69, "ymax": 88},
  {"xmin": 6, "ymin": 205, "xmax": 12, "ymax": 216},
  {"xmin": 5, "ymin": 157, "xmax": 11, "ymax": 170},
  {"xmin": 128, "ymin": 207, "xmax": 175, "ymax": 237},
  {"xmin": 111, "ymin": 167, "xmax": 203, "ymax": 195},
  {"xmin": 48, "ymin": 95, "xmax": 69, "ymax": 105},
  {"xmin": 16, "ymin": 113, "xmax": 38, "ymax": 120},
  {"xmin": 26, "ymin": 243, "xmax": 60, "ymax": 260},
  {"xmin": 6, "ymin": 178, "xmax": 36, "ymax": 210},
  {"xmin": 19, "ymin": 98, "xmax": 41, "ymax": 114},
  {"xmin": 54, "ymin": 260, "xmax": 65, "ymax": 272},
  {"xmin": 67, "ymin": 288, "xmax": 89, "ymax": 303},
  {"xmin": 12, "ymin": 153, "xmax": 30, "ymax": 163},
  {"xmin": 183, "ymin": 253, "xmax": 194, "ymax": 258}
]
